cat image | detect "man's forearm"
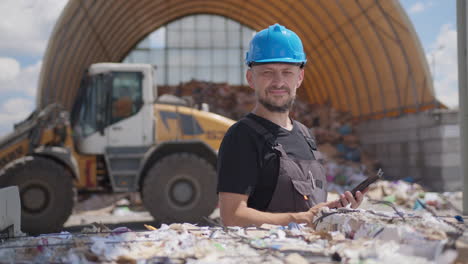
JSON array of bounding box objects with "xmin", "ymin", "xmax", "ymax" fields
[
  {"xmin": 221, "ymin": 206, "xmax": 313, "ymax": 227},
  {"xmin": 218, "ymin": 192, "xmax": 332, "ymax": 227}
]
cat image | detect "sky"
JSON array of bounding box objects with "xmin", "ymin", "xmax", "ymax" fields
[{"xmin": 0, "ymin": 0, "xmax": 458, "ymax": 137}]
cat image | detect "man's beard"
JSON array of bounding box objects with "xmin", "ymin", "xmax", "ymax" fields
[{"xmin": 258, "ymin": 87, "xmax": 295, "ymax": 113}]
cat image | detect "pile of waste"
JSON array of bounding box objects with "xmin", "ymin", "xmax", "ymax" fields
[
  {"xmin": 158, "ymin": 80, "xmax": 255, "ymax": 121},
  {"xmin": 1, "ymin": 205, "xmax": 465, "ymax": 263},
  {"xmin": 314, "ymin": 206, "xmax": 464, "ymax": 263},
  {"xmin": 364, "ymin": 180, "xmax": 464, "ymax": 214},
  {"xmin": 4, "ymin": 180, "xmax": 467, "ymax": 263}
]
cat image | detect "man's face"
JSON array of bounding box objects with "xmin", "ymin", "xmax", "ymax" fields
[{"xmin": 246, "ymin": 63, "xmax": 304, "ymax": 113}]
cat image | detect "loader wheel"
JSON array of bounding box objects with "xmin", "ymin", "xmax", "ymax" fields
[
  {"xmin": 141, "ymin": 153, "xmax": 217, "ymax": 223},
  {"xmin": 0, "ymin": 156, "xmax": 75, "ymax": 235}
]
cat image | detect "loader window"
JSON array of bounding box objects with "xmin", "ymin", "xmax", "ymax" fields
[
  {"xmin": 77, "ymin": 74, "xmax": 107, "ymax": 137},
  {"xmin": 110, "ymin": 72, "xmax": 143, "ymax": 124}
]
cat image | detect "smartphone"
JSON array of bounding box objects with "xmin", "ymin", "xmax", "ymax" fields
[{"xmin": 350, "ymin": 168, "xmax": 384, "ymax": 196}]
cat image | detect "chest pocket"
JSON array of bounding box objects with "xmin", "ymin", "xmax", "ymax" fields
[{"xmin": 291, "ymin": 178, "xmax": 314, "ymax": 211}]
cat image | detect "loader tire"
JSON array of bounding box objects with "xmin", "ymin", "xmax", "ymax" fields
[
  {"xmin": 0, "ymin": 156, "xmax": 75, "ymax": 235},
  {"xmin": 141, "ymin": 153, "xmax": 217, "ymax": 223}
]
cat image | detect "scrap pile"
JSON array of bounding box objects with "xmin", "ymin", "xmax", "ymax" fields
[
  {"xmin": 159, "ymin": 81, "xmax": 379, "ymax": 192},
  {"xmin": 158, "ymin": 81, "xmax": 255, "ymax": 120},
  {"xmin": 0, "ymin": 207, "xmax": 465, "ymax": 263},
  {"xmin": 365, "ymin": 180, "xmax": 463, "ymax": 213},
  {"xmin": 313, "ymin": 206, "xmax": 464, "ymax": 263}
]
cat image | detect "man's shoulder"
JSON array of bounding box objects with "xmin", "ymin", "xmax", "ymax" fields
[
  {"xmin": 221, "ymin": 116, "xmax": 270, "ymax": 149},
  {"xmin": 221, "ymin": 118, "xmax": 257, "ymax": 146},
  {"xmin": 225, "ymin": 117, "xmax": 254, "ymax": 136},
  {"xmin": 227, "ymin": 114, "xmax": 270, "ymax": 133}
]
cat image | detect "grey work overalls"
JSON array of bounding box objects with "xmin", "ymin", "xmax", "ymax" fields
[{"xmin": 241, "ymin": 117, "xmax": 327, "ymax": 213}]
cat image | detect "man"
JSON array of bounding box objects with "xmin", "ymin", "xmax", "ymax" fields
[{"xmin": 217, "ymin": 24, "xmax": 365, "ymax": 227}]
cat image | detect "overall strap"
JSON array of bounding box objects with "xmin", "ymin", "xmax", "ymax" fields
[
  {"xmin": 293, "ymin": 121, "xmax": 317, "ymax": 150},
  {"xmin": 239, "ymin": 116, "xmax": 276, "ymax": 147}
]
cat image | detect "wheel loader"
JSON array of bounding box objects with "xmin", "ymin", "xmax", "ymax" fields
[{"xmin": 0, "ymin": 63, "xmax": 234, "ymax": 234}]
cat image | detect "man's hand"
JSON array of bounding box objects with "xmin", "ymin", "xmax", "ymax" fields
[
  {"xmin": 297, "ymin": 201, "xmax": 338, "ymax": 226},
  {"xmin": 328, "ymin": 189, "xmax": 368, "ymax": 209}
]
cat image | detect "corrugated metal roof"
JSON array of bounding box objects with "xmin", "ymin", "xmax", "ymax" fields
[{"xmin": 38, "ymin": 0, "xmax": 442, "ymax": 120}]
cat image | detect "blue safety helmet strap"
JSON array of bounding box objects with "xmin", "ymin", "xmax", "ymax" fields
[{"xmin": 245, "ymin": 24, "xmax": 307, "ymax": 67}]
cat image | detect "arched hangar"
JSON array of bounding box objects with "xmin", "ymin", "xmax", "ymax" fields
[{"xmin": 38, "ymin": 0, "xmax": 441, "ymax": 120}]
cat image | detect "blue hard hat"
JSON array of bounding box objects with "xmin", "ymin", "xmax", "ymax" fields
[{"xmin": 245, "ymin": 24, "xmax": 307, "ymax": 67}]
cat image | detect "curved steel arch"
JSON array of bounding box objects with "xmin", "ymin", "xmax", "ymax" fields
[{"xmin": 38, "ymin": 0, "xmax": 441, "ymax": 120}]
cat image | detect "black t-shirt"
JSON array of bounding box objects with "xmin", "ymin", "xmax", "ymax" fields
[{"xmin": 216, "ymin": 113, "xmax": 315, "ymax": 211}]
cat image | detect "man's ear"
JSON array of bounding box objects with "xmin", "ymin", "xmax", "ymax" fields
[
  {"xmin": 246, "ymin": 69, "xmax": 254, "ymax": 89},
  {"xmin": 296, "ymin": 68, "xmax": 305, "ymax": 88}
]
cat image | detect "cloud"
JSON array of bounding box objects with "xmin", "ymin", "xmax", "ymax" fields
[
  {"xmin": 0, "ymin": 57, "xmax": 20, "ymax": 81},
  {"xmin": 0, "ymin": 57, "xmax": 40, "ymax": 136},
  {"xmin": 408, "ymin": 1, "xmax": 433, "ymax": 14},
  {"xmin": 0, "ymin": 57, "xmax": 41, "ymax": 97},
  {"xmin": 1, "ymin": 98, "xmax": 34, "ymax": 114},
  {"xmin": 0, "ymin": 97, "xmax": 34, "ymax": 136},
  {"xmin": 0, "ymin": 0, "xmax": 68, "ymax": 56},
  {"xmin": 426, "ymin": 24, "xmax": 458, "ymax": 108}
]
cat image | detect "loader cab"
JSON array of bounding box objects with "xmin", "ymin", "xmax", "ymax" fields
[{"xmin": 72, "ymin": 63, "xmax": 155, "ymax": 155}]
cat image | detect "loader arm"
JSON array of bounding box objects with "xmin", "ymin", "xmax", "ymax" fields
[{"xmin": 0, "ymin": 104, "xmax": 72, "ymax": 171}]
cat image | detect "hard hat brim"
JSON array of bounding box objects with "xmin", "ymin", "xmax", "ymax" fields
[{"xmin": 247, "ymin": 58, "xmax": 307, "ymax": 67}]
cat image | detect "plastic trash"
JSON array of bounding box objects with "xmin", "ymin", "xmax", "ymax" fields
[
  {"xmin": 111, "ymin": 226, "xmax": 131, "ymax": 235},
  {"xmin": 455, "ymin": 215, "xmax": 464, "ymax": 223},
  {"xmin": 287, "ymin": 222, "xmax": 302, "ymax": 230},
  {"xmin": 413, "ymin": 199, "xmax": 424, "ymax": 210},
  {"xmin": 383, "ymin": 195, "xmax": 396, "ymax": 203}
]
